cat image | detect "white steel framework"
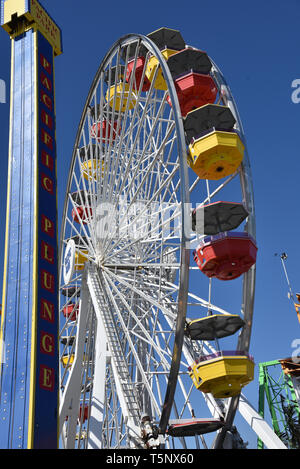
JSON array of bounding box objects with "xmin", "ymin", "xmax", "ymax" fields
[{"xmin": 58, "ymin": 33, "xmax": 285, "ymax": 449}]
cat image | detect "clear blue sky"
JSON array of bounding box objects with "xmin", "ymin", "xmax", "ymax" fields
[{"xmin": 0, "ymin": 0, "xmax": 300, "ymax": 449}]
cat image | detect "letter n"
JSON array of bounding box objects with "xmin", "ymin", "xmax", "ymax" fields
[{"xmin": 40, "ymin": 298, "xmax": 55, "ymax": 323}]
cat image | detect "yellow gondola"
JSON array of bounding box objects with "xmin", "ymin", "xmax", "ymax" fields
[
  {"xmin": 145, "ymin": 48, "xmax": 178, "ymax": 90},
  {"xmin": 188, "ymin": 351, "xmax": 254, "ymax": 398},
  {"xmin": 62, "ymin": 354, "xmax": 75, "ymax": 368},
  {"xmin": 105, "ymin": 82, "xmax": 136, "ymax": 112},
  {"xmin": 81, "ymin": 159, "xmax": 106, "ymax": 181},
  {"xmin": 187, "ymin": 130, "xmax": 244, "ymax": 180},
  {"xmin": 74, "ymin": 250, "xmax": 88, "ymax": 271},
  {"xmin": 61, "ymin": 354, "xmax": 88, "ymax": 368}
]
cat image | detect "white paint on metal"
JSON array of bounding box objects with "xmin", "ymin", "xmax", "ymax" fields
[{"xmin": 238, "ymin": 393, "xmax": 287, "ymax": 449}]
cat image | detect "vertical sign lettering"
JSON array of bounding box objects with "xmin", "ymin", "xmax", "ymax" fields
[{"xmin": 33, "ymin": 30, "xmax": 58, "ymax": 448}]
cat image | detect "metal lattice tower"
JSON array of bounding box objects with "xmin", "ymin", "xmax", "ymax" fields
[{"xmin": 258, "ymin": 359, "xmax": 300, "ymax": 449}]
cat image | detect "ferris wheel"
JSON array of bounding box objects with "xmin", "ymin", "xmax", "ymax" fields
[{"xmin": 58, "ymin": 28, "xmax": 265, "ymax": 450}]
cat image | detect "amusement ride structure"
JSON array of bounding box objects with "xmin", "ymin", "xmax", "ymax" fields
[
  {"xmin": 258, "ymin": 358, "xmax": 300, "ymax": 449},
  {"xmin": 257, "ymin": 254, "xmax": 300, "ymax": 449},
  {"xmin": 0, "ymin": 0, "xmax": 291, "ymax": 449}
]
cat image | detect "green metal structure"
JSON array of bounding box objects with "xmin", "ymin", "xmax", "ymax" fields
[{"xmin": 258, "ymin": 360, "xmax": 300, "ymax": 449}]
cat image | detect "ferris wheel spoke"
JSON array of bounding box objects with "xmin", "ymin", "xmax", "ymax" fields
[
  {"xmin": 102, "ymin": 266, "xmax": 177, "ymax": 320},
  {"xmin": 147, "ymin": 317, "xmax": 201, "ymax": 448},
  {"xmin": 161, "ymin": 281, "xmax": 233, "ymax": 316},
  {"xmin": 105, "ymin": 289, "xmax": 174, "ymax": 359},
  {"xmin": 65, "ymin": 216, "xmax": 96, "ymax": 259},
  {"xmin": 142, "ymin": 240, "xmax": 180, "ymax": 265},
  {"xmin": 105, "ymin": 97, "xmax": 158, "ymax": 203},
  {"xmin": 147, "ymin": 311, "xmax": 191, "ymax": 372},
  {"xmin": 102, "ymin": 271, "xmax": 177, "ymax": 371},
  {"xmin": 101, "ymin": 163, "xmax": 180, "ymax": 259},
  {"xmin": 143, "ymin": 139, "xmax": 178, "ymax": 204},
  {"xmin": 120, "ymin": 172, "xmax": 178, "ymax": 245},
  {"xmin": 100, "ymin": 57, "xmax": 141, "ymax": 198},
  {"xmin": 69, "ymin": 161, "xmax": 96, "ymax": 225},
  {"xmin": 78, "ymin": 135, "xmax": 98, "ymax": 211},
  {"xmin": 116, "ymin": 97, "xmax": 170, "ymax": 199},
  {"xmin": 144, "ymin": 102, "xmax": 173, "ymax": 155},
  {"xmin": 104, "ymin": 74, "xmax": 161, "ymax": 206},
  {"xmin": 99, "ymin": 271, "xmax": 163, "ymax": 418},
  {"xmin": 71, "ymin": 154, "xmax": 98, "ymax": 246},
  {"xmin": 119, "ymin": 112, "xmax": 174, "ymax": 205}
]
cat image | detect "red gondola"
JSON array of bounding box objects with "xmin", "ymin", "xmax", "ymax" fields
[
  {"xmin": 126, "ymin": 56, "xmax": 151, "ymax": 91},
  {"xmin": 90, "ymin": 120, "xmax": 119, "ymax": 143},
  {"xmin": 167, "ymin": 72, "xmax": 217, "ymax": 117},
  {"xmin": 71, "ymin": 205, "xmax": 92, "ymax": 224},
  {"xmin": 79, "ymin": 405, "xmax": 89, "ymax": 424},
  {"xmin": 65, "ymin": 404, "xmax": 89, "ymax": 424},
  {"xmin": 63, "ymin": 304, "xmax": 78, "ymax": 322},
  {"xmin": 193, "ymin": 232, "xmax": 257, "ymax": 280}
]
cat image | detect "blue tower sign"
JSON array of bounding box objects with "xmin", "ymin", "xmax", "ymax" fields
[{"xmin": 0, "ymin": 0, "xmax": 62, "ymax": 448}]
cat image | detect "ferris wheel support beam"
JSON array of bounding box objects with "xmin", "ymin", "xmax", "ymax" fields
[
  {"xmin": 87, "ymin": 312, "xmax": 108, "ymax": 449},
  {"xmin": 86, "ymin": 264, "xmax": 143, "ymax": 448},
  {"xmin": 238, "ymin": 393, "xmax": 287, "ymax": 449}
]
